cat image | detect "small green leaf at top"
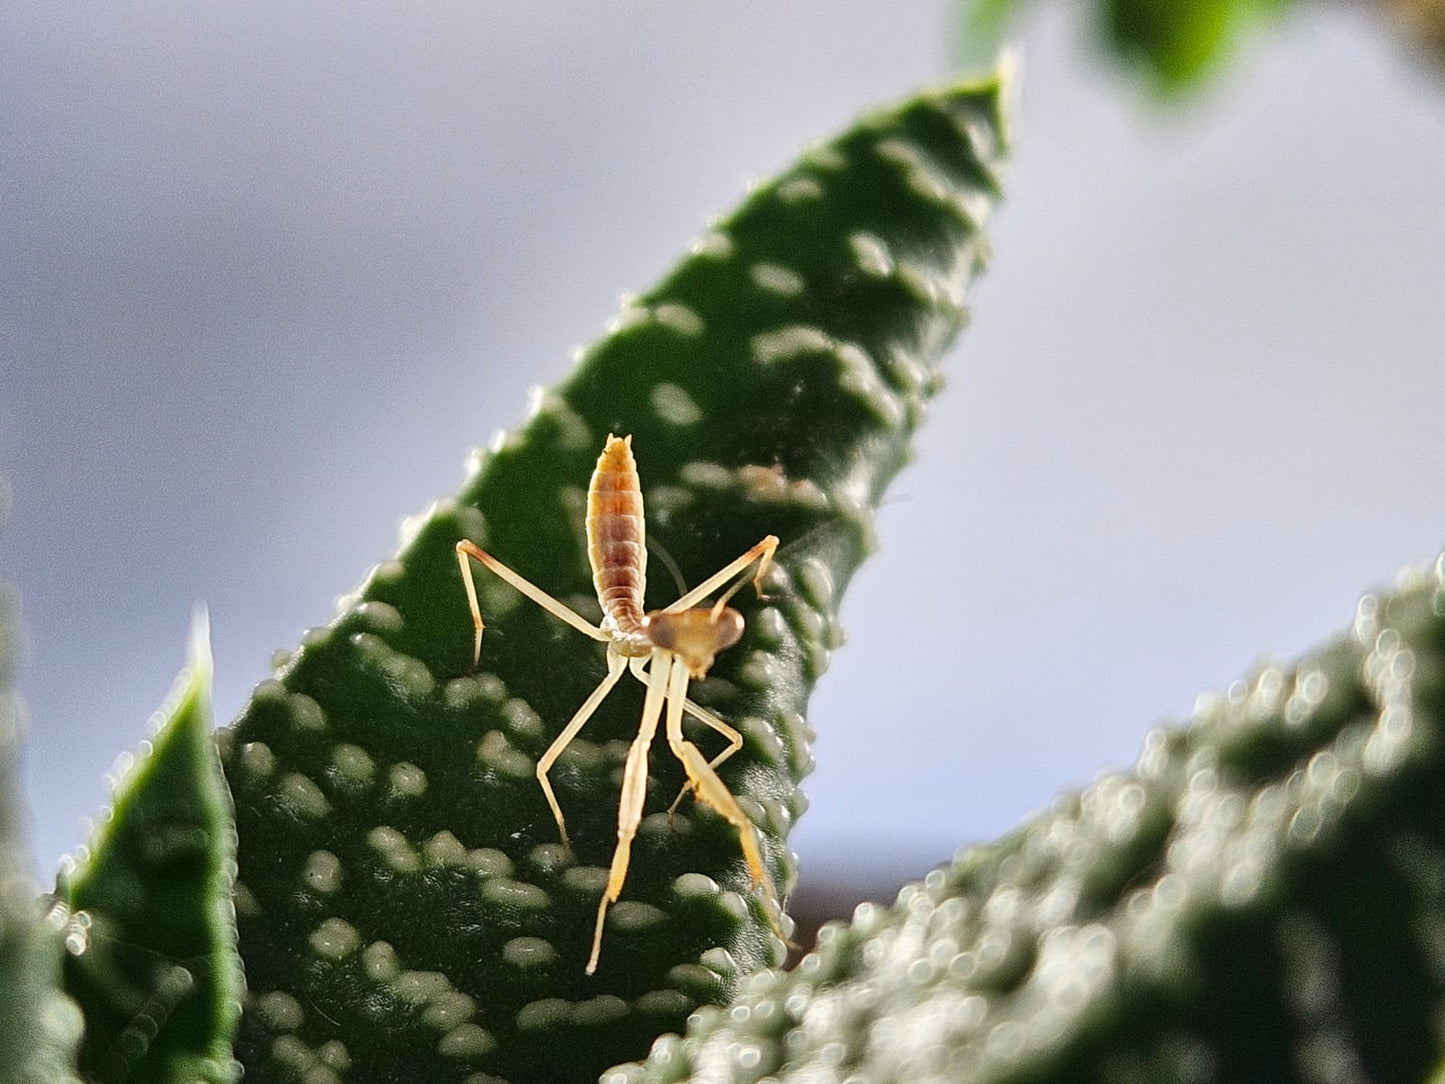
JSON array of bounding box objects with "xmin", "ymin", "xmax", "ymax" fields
[{"xmin": 59, "ymin": 611, "xmax": 242, "ymax": 1084}]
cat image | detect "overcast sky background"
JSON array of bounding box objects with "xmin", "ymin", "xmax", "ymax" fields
[{"xmin": 3, "ymin": 3, "xmax": 1444, "ymax": 893}]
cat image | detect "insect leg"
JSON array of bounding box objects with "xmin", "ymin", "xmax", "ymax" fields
[
  {"xmin": 456, "ymin": 539, "xmax": 607, "ymax": 666},
  {"xmin": 625, "ymin": 665, "xmax": 743, "ymax": 816},
  {"xmin": 662, "ymin": 535, "xmax": 778, "ymax": 614},
  {"xmin": 587, "ymin": 649, "xmax": 671, "ymax": 975},
  {"xmin": 661, "ymin": 659, "xmax": 788, "ymax": 945},
  {"xmin": 535, "ymin": 649, "xmax": 627, "ymax": 848}
]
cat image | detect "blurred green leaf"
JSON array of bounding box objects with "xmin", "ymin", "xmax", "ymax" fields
[
  {"xmin": 0, "ymin": 531, "xmax": 82, "ymax": 1083},
  {"xmin": 620, "ymin": 556, "xmax": 1445, "ymax": 1082},
  {"xmin": 61, "ymin": 613, "xmax": 242, "ymax": 1084}
]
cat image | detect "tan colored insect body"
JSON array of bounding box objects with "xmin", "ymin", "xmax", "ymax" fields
[{"xmin": 456, "ymin": 434, "xmax": 782, "ymax": 973}]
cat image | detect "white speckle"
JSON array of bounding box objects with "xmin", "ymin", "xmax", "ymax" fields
[
  {"xmin": 422, "ymin": 991, "xmax": 476, "ymax": 1030},
  {"xmin": 233, "ymin": 880, "xmax": 261, "ymax": 916},
  {"xmin": 699, "ymin": 947, "xmax": 740, "ymax": 974},
  {"xmin": 270, "ymin": 1035, "xmax": 311, "ymax": 1070},
  {"xmin": 608, "ymin": 900, "xmax": 667, "ymax": 931},
  {"xmin": 253, "ymin": 679, "xmax": 286, "ymax": 702},
  {"xmin": 526, "ymin": 387, "xmax": 592, "ymax": 450},
  {"xmin": 607, "ymin": 304, "xmax": 653, "ymax": 336},
  {"xmin": 740, "ymin": 716, "xmax": 785, "ymax": 766},
  {"xmin": 562, "ymin": 865, "xmax": 610, "ymax": 895},
  {"xmin": 803, "ymin": 144, "xmax": 846, "ymax": 172},
  {"xmin": 646, "ymin": 485, "xmax": 693, "ymax": 521},
  {"xmin": 300, "ymin": 625, "xmax": 333, "ymax": 650},
  {"xmin": 503, "ymin": 936, "xmax": 560, "ymax": 968},
  {"xmin": 477, "ymin": 730, "xmax": 536, "ymax": 781},
  {"xmin": 679, "ymin": 461, "xmax": 734, "ymax": 489},
  {"xmin": 651, "ymin": 383, "xmax": 703, "ymax": 426},
  {"xmin": 370, "ymin": 558, "xmax": 406, "ymax": 587},
  {"xmin": 468, "ymin": 847, "xmax": 514, "ymax": 877},
  {"xmin": 751, "ymin": 325, "xmax": 833, "ymax": 366},
  {"xmin": 438, "ymin": 1024, "xmax": 497, "ymax": 1058},
  {"xmin": 570, "ymin": 996, "xmax": 627, "ymax": 1028},
  {"xmin": 256, "ymin": 990, "xmax": 305, "ymax": 1031},
  {"xmin": 753, "ymin": 608, "xmax": 786, "ymax": 648},
  {"xmin": 689, "ymin": 231, "xmax": 733, "ymax": 259},
  {"xmin": 736, "ymin": 464, "xmax": 830, "ymax": 511},
  {"xmin": 528, "ymin": 843, "xmax": 571, "ymax": 875},
  {"xmin": 738, "ymin": 650, "xmax": 782, "ymax": 691},
  {"xmin": 393, "ymin": 970, "xmax": 451, "ymax": 1002},
  {"xmin": 331, "ymin": 744, "xmax": 376, "ymax": 789},
  {"xmin": 423, "ymin": 831, "xmax": 469, "ymax": 866},
  {"xmin": 673, "ymin": 872, "xmax": 721, "ymax": 900},
  {"xmin": 450, "ymin": 504, "xmax": 488, "ymax": 547},
  {"xmin": 501, "ymin": 698, "xmax": 545, "ymax": 744},
  {"xmin": 239, "ymin": 741, "xmax": 276, "ymax": 779},
  {"xmin": 350, "ymin": 632, "xmax": 436, "ymax": 699},
  {"xmin": 301, "ymin": 850, "xmax": 343, "ymax": 895},
  {"xmin": 318, "ymin": 1040, "xmax": 351, "ymax": 1070},
  {"xmin": 279, "ymin": 772, "xmax": 331, "ymax": 819},
  {"xmin": 396, "ymin": 509, "xmax": 429, "ymax": 550},
  {"xmin": 363, "ymin": 940, "xmax": 401, "ymax": 982},
  {"xmin": 444, "ymin": 672, "xmax": 507, "ymax": 711},
  {"xmin": 309, "ymin": 917, "xmax": 361, "ymax": 960},
  {"xmin": 388, "ymin": 761, "xmax": 427, "ymax": 798},
  {"xmin": 875, "ymin": 138, "xmax": 956, "ymax": 212},
  {"xmin": 517, "ymin": 998, "xmax": 571, "ymax": 1031},
  {"xmin": 798, "ymin": 558, "xmax": 836, "ymax": 610},
  {"xmin": 480, "ymin": 878, "xmax": 550, "ymax": 910},
  {"xmin": 633, "ymin": 989, "xmax": 693, "ymax": 1017},
  {"xmin": 750, "ymin": 262, "xmax": 806, "ymax": 297},
  {"xmin": 849, "ymin": 231, "xmax": 895, "ymax": 278},
  {"xmin": 368, "ymin": 826, "xmax": 421, "ymax": 874},
  {"xmin": 287, "ymin": 693, "xmax": 326, "ymax": 731},
  {"xmin": 654, "ymin": 302, "xmax": 705, "ymax": 336},
  {"xmin": 776, "ymin": 176, "xmax": 824, "ymax": 203},
  {"xmin": 355, "ymin": 601, "xmax": 404, "ymax": 636}
]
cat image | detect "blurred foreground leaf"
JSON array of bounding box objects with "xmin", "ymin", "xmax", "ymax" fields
[
  {"xmin": 60, "ymin": 614, "xmax": 242, "ymax": 1084},
  {"xmin": 621, "ymin": 557, "xmax": 1445, "ymax": 1082}
]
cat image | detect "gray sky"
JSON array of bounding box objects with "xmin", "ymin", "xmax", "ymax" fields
[{"xmin": 3, "ymin": 3, "xmax": 1444, "ymax": 889}]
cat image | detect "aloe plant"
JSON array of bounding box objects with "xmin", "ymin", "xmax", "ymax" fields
[
  {"xmin": 6, "ymin": 38, "xmax": 1445, "ymax": 1084},
  {"xmin": 215, "ymin": 71, "xmax": 1006, "ymax": 1083}
]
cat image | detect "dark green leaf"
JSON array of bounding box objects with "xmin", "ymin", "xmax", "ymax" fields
[
  {"xmin": 61, "ymin": 613, "xmax": 242, "ymax": 1084},
  {"xmin": 224, "ymin": 70, "xmax": 1010, "ymax": 1084}
]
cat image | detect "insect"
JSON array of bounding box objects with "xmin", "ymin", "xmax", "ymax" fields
[{"xmin": 456, "ymin": 434, "xmax": 785, "ymax": 973}]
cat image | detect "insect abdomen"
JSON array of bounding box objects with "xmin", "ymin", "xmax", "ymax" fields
[{"xmin": 587, "ymin": 434, "xmax": 647, "ymax": 634}]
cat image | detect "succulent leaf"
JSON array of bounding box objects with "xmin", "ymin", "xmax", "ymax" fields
[
  {"xmin": 223, "ymin": 71, "xmax": 1009, "ymax": 1084},
  {"xmin": 0, "ymin": 574, "xmax": 82, "ymax": 1083},
  {"xmin": 619, "ymin": 557, "xmax": 1445, "ymax": 1083},
  {"xmin": 60, "ymin": 613, "xmax": 242, "ymax": 1084}
]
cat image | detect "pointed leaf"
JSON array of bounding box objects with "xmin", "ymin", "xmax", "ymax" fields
[
  {"xmin": 224, "ymin": 70, "xmax": 1010, "ymax": 1084},
  {"xmin": 61, "ymin": 613, "xmax": 242, "ymax": 1084}
]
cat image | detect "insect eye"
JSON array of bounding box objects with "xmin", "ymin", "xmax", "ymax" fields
[{"xmin": 714, "ymin": 608, "xmax": 744, "ymax": 650}]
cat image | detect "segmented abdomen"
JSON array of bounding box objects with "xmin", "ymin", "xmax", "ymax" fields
[{"xmin": 587, "ymin": 434, "xmax": 647, "ymax": 635}]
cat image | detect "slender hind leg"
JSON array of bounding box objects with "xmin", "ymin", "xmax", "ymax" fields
[
  {"xmin": 535, "ymin": 650, "xmax": 627, "ymax": 848},
  {"xmin": 662, "ymin": 535, "xmax": 779, "ymax": 614},
  {"xmin": 456, "ymin": 539, "xmax": 607, "ymax": 665},
  {"xmin": 627, "ymin": 661, "xmax": 743, "ymax": 816},
  {"xmin": 661, "ymin": 660, "xmax": 788, "ymax": 945},
  {"xmin": 588, "ymin": 649, "xmax": 672, "ymax": 975}
]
